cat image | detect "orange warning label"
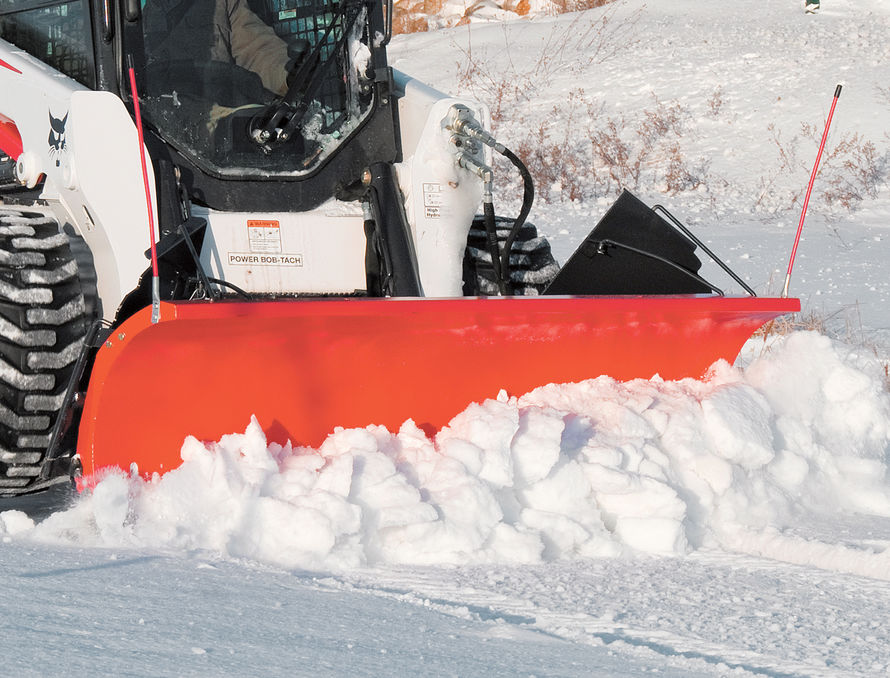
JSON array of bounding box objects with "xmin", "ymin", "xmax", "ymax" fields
[
  {"xmin": 247, "ymin": 220, "xmax": 282, "ymax": 253},
  {"xmin": 247, "ymin": 219, "xmax": 280, "ymax": 229}
]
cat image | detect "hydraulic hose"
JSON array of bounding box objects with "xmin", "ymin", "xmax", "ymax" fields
[
  {"xmin": 498, "ymin": 147, "xmax": 534, "ymax": 296},
  {"xmin": 482, "ymin": 198, "xmax": 504, "ymax": 294},
  {"xmin": 594, "ymin": 239, "xmax": 724, "ymax": 296},
  {"xmin": 447, "ymin": 105, "xmax": 536, "ymax": 296}
]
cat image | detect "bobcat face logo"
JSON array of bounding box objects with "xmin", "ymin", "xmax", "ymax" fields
[{"xmin": 48, "ymin": 111, "xmax": 68, "ymax": 166}]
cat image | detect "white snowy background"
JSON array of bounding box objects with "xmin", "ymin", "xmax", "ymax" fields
[{"xmin": 3, "ymin": 0, "xmax": 890, "ymax": 675}]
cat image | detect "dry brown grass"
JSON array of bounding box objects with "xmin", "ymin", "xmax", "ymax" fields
[{"xmin": 753, "ymin": 309, "xmax": 828, "ymax": 339}]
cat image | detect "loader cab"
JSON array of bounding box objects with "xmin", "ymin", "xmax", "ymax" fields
[
  {"xmin": 1, "ymin": 0, "xmax": 401, "ymax": 211},
  {"xmin": 121, "ymin": 0, "xmax": 401, "ymax": 211},
  {"xmin": 132, "ymin": 0, "xmax": 372, "ymax": 173}
]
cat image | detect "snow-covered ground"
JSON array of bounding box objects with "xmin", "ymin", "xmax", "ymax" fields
[
  {"xmin": 391, "ymin": 0, "xmax": 890, "ymax": 345},
  {"xmin": 4, "ymin": 0, "xmax": 890, "ymax": 675}
]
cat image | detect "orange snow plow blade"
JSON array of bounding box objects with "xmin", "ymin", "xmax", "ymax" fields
[{"xmin": 77, "ymin": 295, "xmax": 799, "ymax": 479}]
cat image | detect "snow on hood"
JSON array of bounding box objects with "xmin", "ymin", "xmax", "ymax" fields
[{"xmin": 5, "ymin": 331, "xmax": 890, "ymax": 572}]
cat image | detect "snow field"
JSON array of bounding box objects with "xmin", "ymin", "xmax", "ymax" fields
[{"xmin": 4, "ymin": 330, "xmax": 887, "ymax": 582}]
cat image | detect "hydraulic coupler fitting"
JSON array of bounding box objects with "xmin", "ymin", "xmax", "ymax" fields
[{"xmin": 445, "ymin": 104, "xmax": 505, "ymax": 153}]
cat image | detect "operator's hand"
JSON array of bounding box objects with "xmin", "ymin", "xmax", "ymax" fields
[
  {"xmin": 284, "ymin": 38, "xmax": 310, "ymax": 90},
  {"xmin": 206, "ymin": 102, "xmax": 263, "ymax": 133}
]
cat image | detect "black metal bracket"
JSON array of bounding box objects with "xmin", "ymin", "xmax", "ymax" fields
[
  {"xmin": 593, "ymin": 239, "xmax": 724, "ymax": 296},
  {"xmin": 40, "ymin": 319, "xmax": 111, "ymax": 481},
  {"xmin": 366, "ymin": 161, "xmax": 423, "ymax": 296},
  {"xmin": 653, "ymin": 204, "xmax": 756, "ymax": 297}
]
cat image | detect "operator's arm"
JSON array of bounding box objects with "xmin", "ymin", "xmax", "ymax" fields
[{"xmin": 225, "ymin": 0, "xmax": 290, "ymax": 95}]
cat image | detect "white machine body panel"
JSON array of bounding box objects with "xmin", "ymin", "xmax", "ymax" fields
[
  {"xmin": 0, "ymin": 38, "xmax": 157, "ymax": 320},
  {"xmin": 196, "ymin": 201, "xmax": 367, "ymax": 295},
  {"xmin": 393, "ymin": 70, "xmax": 487, "ymax": 297}
]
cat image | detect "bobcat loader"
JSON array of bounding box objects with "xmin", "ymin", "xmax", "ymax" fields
[{"xmin": 0, "ymin": 0, "xmax": 797, "ymax": 509}]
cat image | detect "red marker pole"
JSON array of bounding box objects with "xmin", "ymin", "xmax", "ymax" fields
[
  {"xmin": 782, "ymin": 84, "xmax": 842, "ymax": 298},
  {"xmin": 127, "ymin": 57, "xmax": 161, "ymax": 323}
]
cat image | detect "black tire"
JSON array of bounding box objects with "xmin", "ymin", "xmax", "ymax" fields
[
  {"xmin": 462, "ymin": 215, "xmax": 560, "ymax": 296},
  {"xmin": 0, "ymin": 207, "xmax": 87, "ymax": 495},
  {"xmin": 0, "ymin": 154, "xmax": 17, "ymax": 188}
]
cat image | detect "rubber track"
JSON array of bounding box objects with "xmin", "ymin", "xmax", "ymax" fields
[
  {"xmin": 0, "ymin": 207, "xmax": 87, "ymax": 492},
  {"xmin": 463, "ymin": 216, "xmax": 561, "ymax": 296}
]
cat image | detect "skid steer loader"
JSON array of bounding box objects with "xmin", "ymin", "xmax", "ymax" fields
[{"xmin": 0, "ymin": 0, "xmax": 798, "ymax": 510}]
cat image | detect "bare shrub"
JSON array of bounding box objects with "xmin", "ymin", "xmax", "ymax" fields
[
  {"xmin": 586, "ymin": 95, "xmax": 708, "ymax": 196},
  {"xmin": 756, "ymin": 121, "xmax": 890, "ymax": 214},
  {"xmin": 754, "ymin": 123, "xmax": 806, "ymax": 212},
  {"xmin": 664, "ymin": 143, "xmax": 710, "ymax": 194},
  {"xmin": 490, "ymin": 92, "xmax": 712, "ymax": 203},
  {"xmin": 707, "ymin": 86, "xmax": 725, "ymax": 118},
  {"xmin": 639, "ymin": 96, "xmax": 686, "ymax": 142},
  {"xmin": 451, "ymin": 6, "xmax": 716, "ymax": 204},
  {"xmin": 454, "ymin": 5, "xmax": 641, "ymax": 126},
  {"xmin": 587, "ymin": 114, "xmax": 639, "ymax": 190},
  {"xmin": 511, "ymin": 90, "xmax": 593, "ymax": 202},
  {"xmin": 815, "ymin": 131, "xmax": 887, "ymax": 210},
  {"xmin": 455, "ymin": 50, "xmax": 515, "ymax": 124}
]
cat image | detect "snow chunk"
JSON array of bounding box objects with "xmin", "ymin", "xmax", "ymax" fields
[{"xmin": 0, "ymin": 510, "xmax": 35, "ymax": 537}]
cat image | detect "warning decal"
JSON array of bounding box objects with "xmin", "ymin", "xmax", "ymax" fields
[
  {"xmin": 247, "ymin": 219, "xmax": 282, "ymax": 253},
  {"xmin": 423, "ymin": 183, "xmax": 443, "ymax": 219}
]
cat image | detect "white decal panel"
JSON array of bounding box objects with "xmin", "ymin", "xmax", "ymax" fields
[
  {"xmin": 197, "ymin": 203, "xmax": 366, "ymax": 295},
  {"xmin": 423, "ymin": 182, "xmax": 443, "ymax": 219},
  {"xmin": 229, "ymin": 220, "xmax": 303, "ymax": 266}
]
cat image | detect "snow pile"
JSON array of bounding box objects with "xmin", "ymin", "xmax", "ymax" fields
[{"xmin": 5, "ymin": 331, "xmax": 889, "ymax": 571}]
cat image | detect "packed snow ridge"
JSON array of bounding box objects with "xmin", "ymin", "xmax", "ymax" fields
[{"xmin": 3, "ymin": 331, "xmax": 888, "ymax": 575}]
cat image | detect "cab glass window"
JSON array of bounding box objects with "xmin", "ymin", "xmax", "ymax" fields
[
  {"xmin": 134, "ymin": 0, "xmax": 375, "ymax": 179},
  {"xmin": 0, "ymin": 0, "xmax": 96, "ymax": 89}
]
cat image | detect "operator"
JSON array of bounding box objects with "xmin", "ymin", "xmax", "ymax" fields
[{"xmin": 141, "ymin": 0, "xmax": 298, "ymax": 97}]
